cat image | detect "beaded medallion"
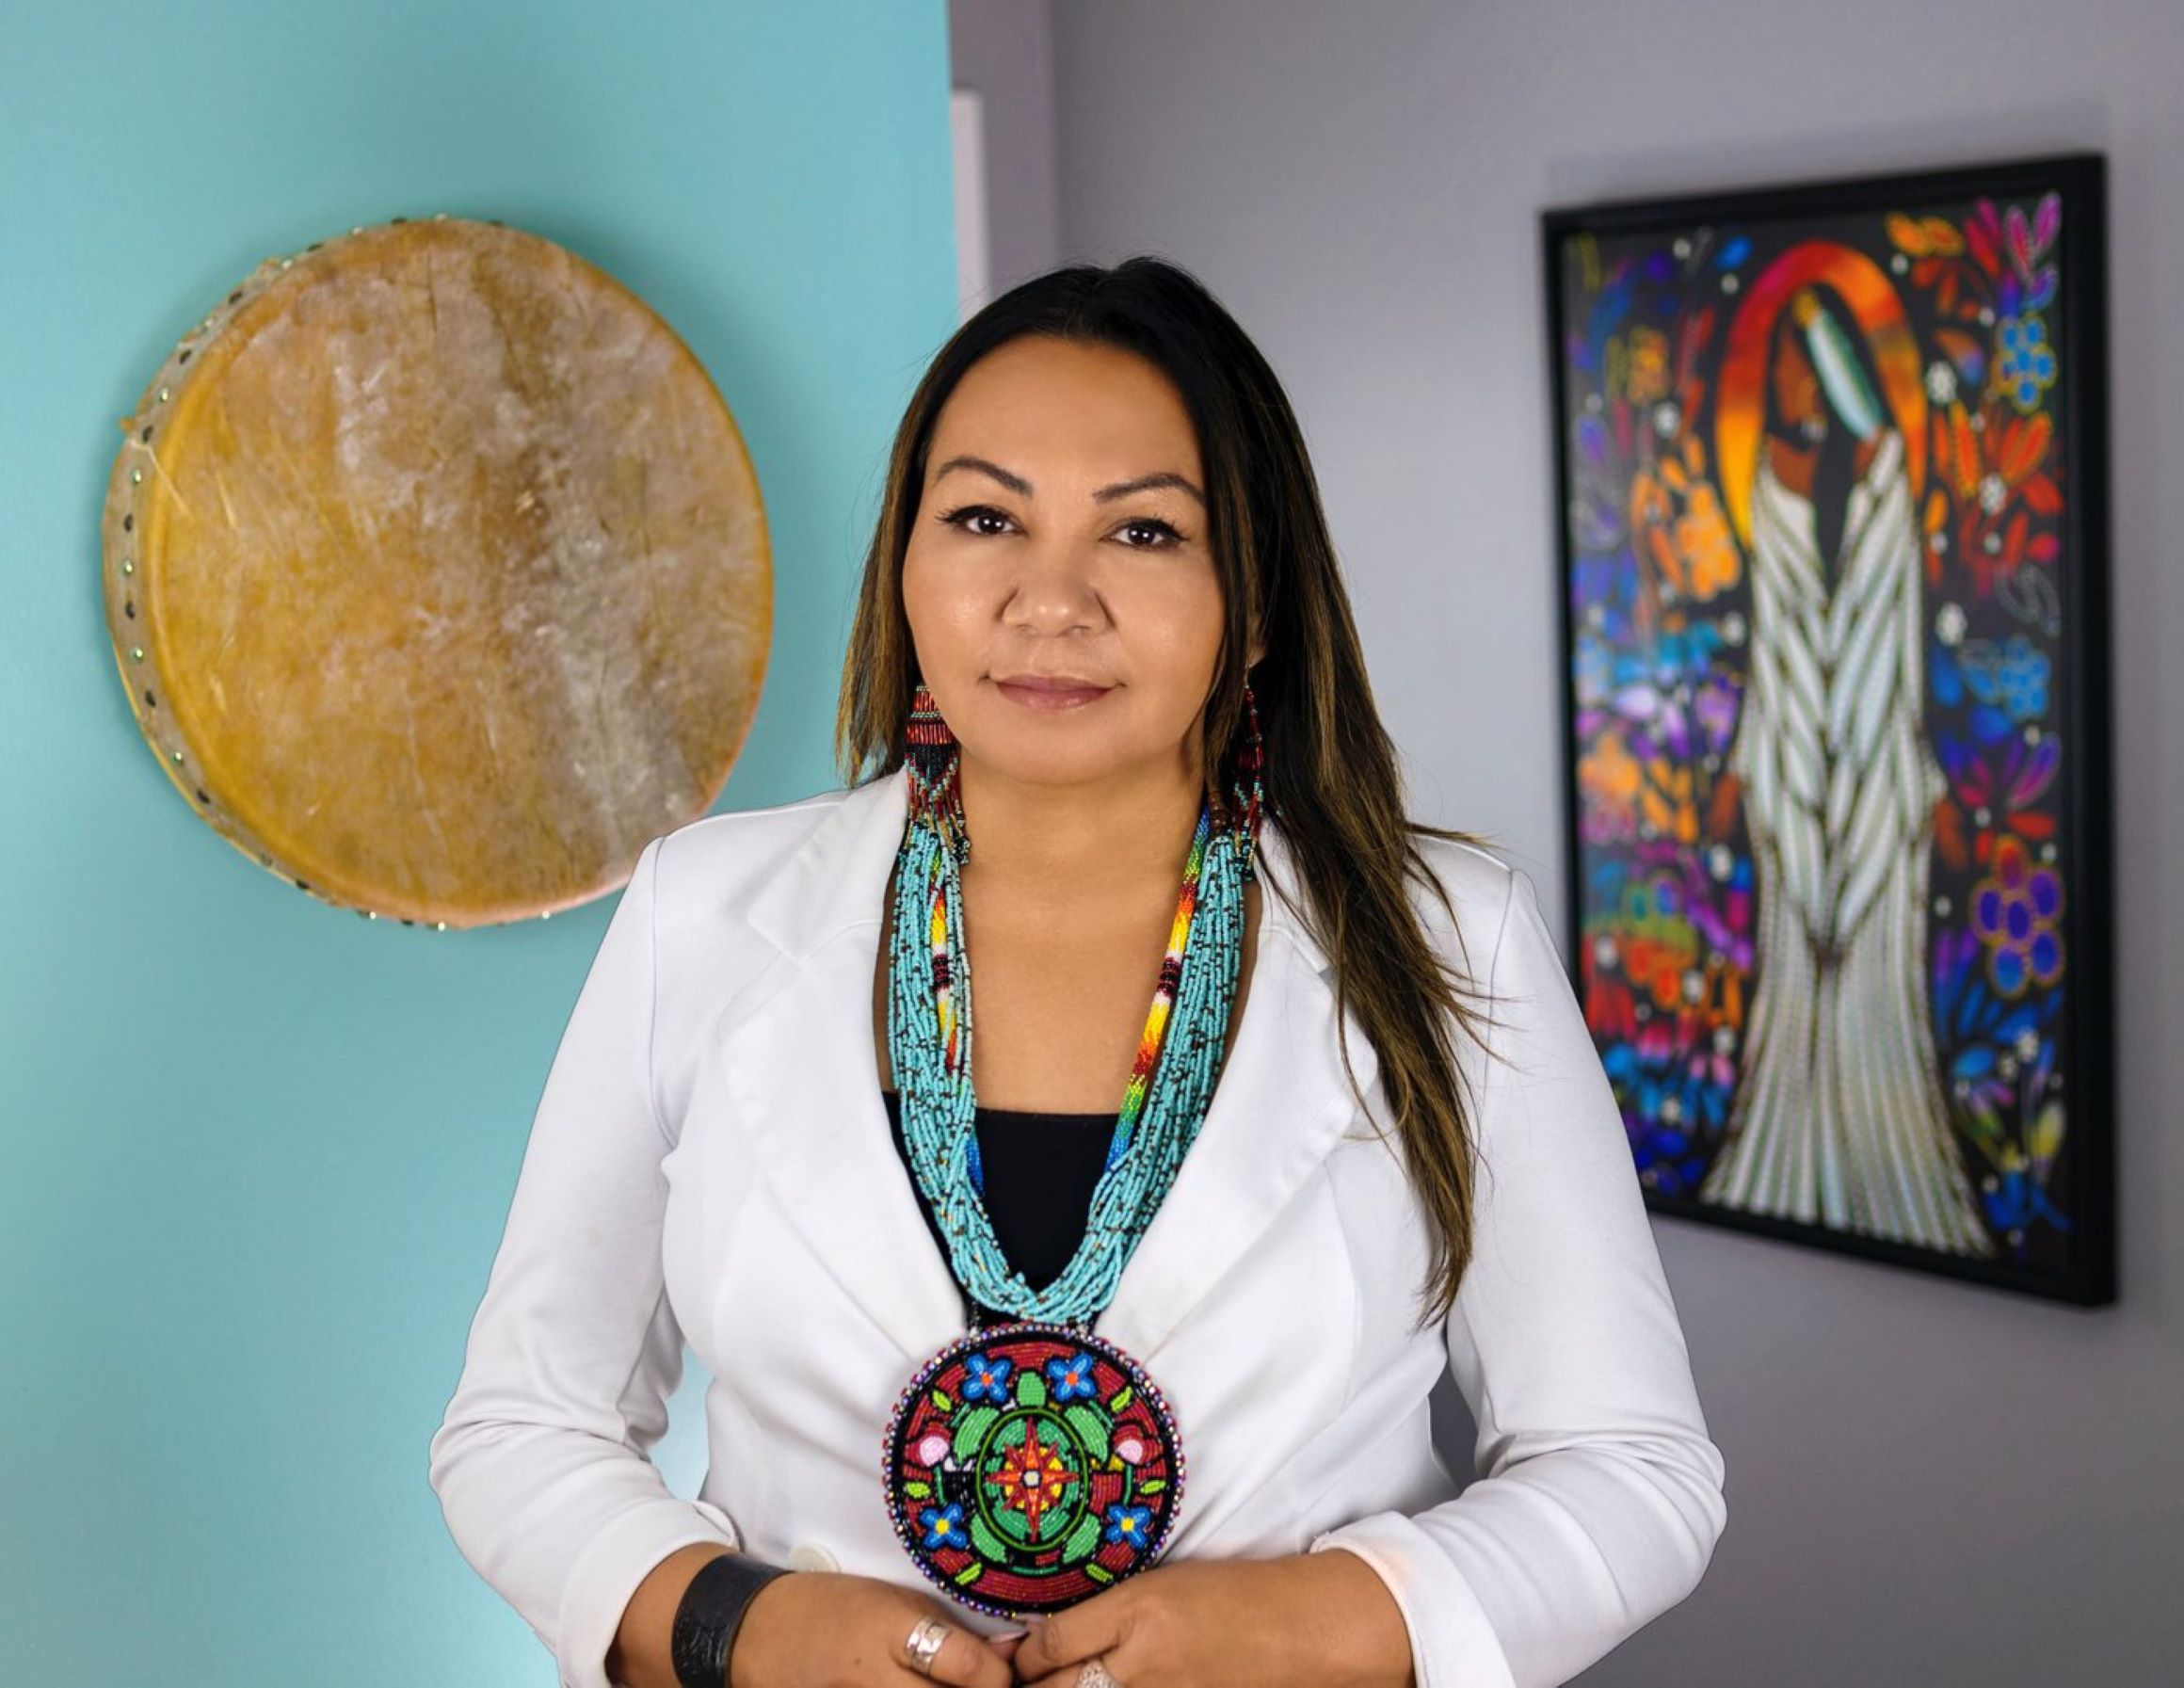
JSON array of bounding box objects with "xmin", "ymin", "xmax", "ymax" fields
[
  {"xmin": 881, "ymin": 1317, "xmax": 1183, "ymax": 1616},
  {"xmin": 878, "ymin": 686, "xmax": 1264, "ymax": 1617}
]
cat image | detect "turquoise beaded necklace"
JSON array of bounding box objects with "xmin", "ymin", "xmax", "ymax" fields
[
  {"xmin": 878, "ymin": 715, "xmax": 1261, "ymax": 1617},
  {"xmin": 885, "ymin": 796, "xmax": 1252, "ymax": 1327}
]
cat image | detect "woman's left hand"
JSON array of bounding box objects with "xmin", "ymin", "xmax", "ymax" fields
[{"xmin": 1004, "ymin": 1550, "xmax": 1412, "ymax": 1687}]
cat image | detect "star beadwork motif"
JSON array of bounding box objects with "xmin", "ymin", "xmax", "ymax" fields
[{"xmin": 982, "ymin": 1416, "xmax": 1083, "ymax": 1541}]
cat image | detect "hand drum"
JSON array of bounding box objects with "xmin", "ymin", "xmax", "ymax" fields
[{"xmin": 101, "ymin": 215, "xmax": 770, "ymax": 928}]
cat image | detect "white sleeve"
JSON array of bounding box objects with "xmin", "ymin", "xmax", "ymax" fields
[
  {"xmin": 1307, "ymin": 862, "xmax": 1728, "ymax": 1688},
  {"xmin": 426, "ymin": 834, "xmax": 742, "ymax": 1688}
]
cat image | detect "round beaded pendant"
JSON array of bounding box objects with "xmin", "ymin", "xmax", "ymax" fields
[{"xmin": 880, "ymin": 1316, "xmax": 1184, "ymax": 1616}]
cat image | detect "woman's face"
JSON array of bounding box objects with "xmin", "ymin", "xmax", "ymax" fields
[
  {"xmin": 902, "ymin": 334, "xmax": 1255, "ymax": 795},
  {"xmin": 1770, "ymin": 311, "xmax": 1825, "ymax": 438}
]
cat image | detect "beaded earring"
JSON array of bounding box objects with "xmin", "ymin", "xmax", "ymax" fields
[
  {"xmin": 1221, "ymin": 675, "xmax": 1267, "ymax": 884},
  {"xmin": 903, "ymin": 681, "xmax": 967, "ymax": 861}
]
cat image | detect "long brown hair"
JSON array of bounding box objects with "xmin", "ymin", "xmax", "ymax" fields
[{"xmin": 834, "ymin": 256, "xmax": 1503, "ymax": 1332}]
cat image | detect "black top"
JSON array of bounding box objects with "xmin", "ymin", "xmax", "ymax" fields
[{"xmin": 880, "ymin": 1085, "xmax": 1115, "ymax": 1326}]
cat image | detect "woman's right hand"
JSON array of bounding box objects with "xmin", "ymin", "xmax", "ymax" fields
[{"xmin": 728, "ymin": 1569, "xmax": 1020, "ymax": 1687}]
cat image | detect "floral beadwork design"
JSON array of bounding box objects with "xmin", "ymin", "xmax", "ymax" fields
[{"xmin": 883, "ymin": 1320, "xmax": 1184, "ymax": 1618}]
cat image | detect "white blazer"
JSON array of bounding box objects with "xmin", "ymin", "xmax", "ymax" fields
[{"xmin": 428, "ymin": 764, "xmax": 1726, "ymax": 1688}]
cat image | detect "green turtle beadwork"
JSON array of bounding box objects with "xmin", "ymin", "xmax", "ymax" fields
[{"xmin": 880, "ymin": 1317, "xmax": 1185, "ymax": 1616}]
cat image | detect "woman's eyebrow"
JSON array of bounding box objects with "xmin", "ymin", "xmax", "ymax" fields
[{"xmin": 930, "ymin": 454, "xmax": 1205, "ymax": 507}]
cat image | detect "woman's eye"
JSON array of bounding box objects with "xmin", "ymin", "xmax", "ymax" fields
[
  {"xmin": 1115, "ymin": 517, "xmax": 1185, "ymax": 549},
  {"xmin": 937, "ymin": 505, "xmax": 1015, "ymax": 537}
]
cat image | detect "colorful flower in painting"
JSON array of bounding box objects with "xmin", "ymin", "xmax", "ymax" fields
[
  {"xmin": 918, "ymin": 1502, "xmax": 971, "ymax": 1551},
  {"xmin": 1932, "ymin": 716, "xmax": 2060, "ymax": 881},
  {"xmin": 960, "ymin": 1350, "xmax": 1013, "ymax": 1402},
  {"xmin": 1968, "ymin": 836, "xmax": 2064, "ymax": 998},
  {"xmin": 1934, "ymin": 657, "xmax": 2060, "ymax": 780},
  {"xmin": 1887, "ymin": 207, "xmax": 1983, "ymax": 315},
  {"xmin": 1929, "ymin": 926, "xmax": 2069, "ymax": 1251},
  {"xmin": 1673, "ymin": 484, "xmax": 1739, "ymax": 597},
  {"xmin": 1933, "ymin": 926, "xmax": 2059, "ymax": 1056},
  {"xmin": 1578, "ymin": 731, "xmax": 1643, "ymax": 843},
  {"xmin": 1045, "ymin": 1349, "xmax": 1100, "ymax": 1403},
  {"xmin": 1999, "ymin": 194, "xmax": 2062, "ymax": 320},
  {"xmin": 1956, "ymin": 634, "xmax": 2049, "ymax": 723},
  {"xmin": 1693, "ymin": 671, "xmax": 1740, "ymax": 755},
  {"xmin": 1576, "ymin": 728, "xmax": 1697, "ymax": 846},
  {"xmin": 1607, "ymin": 868, "xmax": 1709, "ymax": 1012},
  {"xmin": 1996, "ymin": 313, "xmax": 2057, "ymax": 411},
  {"xmin": 1976, "ymin": 1047, "xmax": 2072, "ymax": 1243},
  {"xmin": 1934, "ymin": 409, "xmax": 2060, "ymax": 516},
  {"xmin": 1102, "ymin": 1503, "xmax": 1154, "ymax": 1547},
  {"xmin": 1981, "ymin": 1119, "xmax": 2071, "ymax": 1243},
  {"xmin": 1628, "ymin": 435, "xmax": 1741, "ymax": 603},
  {"xmin": 1927, "ymin": 409, "xmax": 2062, "ymax": 597}
]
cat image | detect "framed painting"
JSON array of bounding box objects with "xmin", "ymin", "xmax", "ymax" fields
[{"xmin": 1541, "ymin": 153, "xmax": 2113, "ymax": 1303}]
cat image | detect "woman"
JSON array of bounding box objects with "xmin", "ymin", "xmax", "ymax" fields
[
  {"xmin": 429, "ymin": 258, "xmax": 1727, "ymax": 1688},
  {"xmin": 1703, "ymin": 282, "xmax": 1987, "ymax": 1254}
]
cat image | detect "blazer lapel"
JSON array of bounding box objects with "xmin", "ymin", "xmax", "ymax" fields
[{"xmin": 722, "ymin": 765, "xmax": 1380, "ymax": 1367}]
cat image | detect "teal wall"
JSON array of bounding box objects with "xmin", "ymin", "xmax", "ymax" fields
[{"xmin": 0, "ymin": 3, "xmax": 957, "ymax": 1680}]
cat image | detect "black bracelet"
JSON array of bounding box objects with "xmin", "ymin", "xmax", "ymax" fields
[{"xmin": 669, "ymin": 1551, "xmax": 792, "ymax": 1688}]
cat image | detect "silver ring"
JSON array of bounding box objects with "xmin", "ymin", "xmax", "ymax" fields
[
  {"xmin": 1075, "ymin": 1659, "xmax": 1123, "ymax": 1688},
  {"xmin": 905, "ymin": 1615, "xmax": 954, "ymax": 1675}
]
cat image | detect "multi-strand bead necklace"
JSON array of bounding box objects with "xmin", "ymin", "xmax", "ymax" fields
[{"xmin": 878, "ymin": 745, "xmax": 1258, "ymax": 1618}]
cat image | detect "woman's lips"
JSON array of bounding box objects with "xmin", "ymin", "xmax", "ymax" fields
[{"xmin": 991, "ymin": 676, "xmax": 1115, "ymax": 711}]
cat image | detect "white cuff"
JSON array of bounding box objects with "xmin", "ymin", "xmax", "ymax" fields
[
  {"xmin": 1309, "ymin": 1508, "xmax": 1517, "ymax": 1688},
  {"xmin": 554, "ymin": 1496, "xmax": 742, "ymax": 1688}
]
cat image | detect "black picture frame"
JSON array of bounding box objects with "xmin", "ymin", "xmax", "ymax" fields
[{"xmin": 1540, "ymin": 153, "xmax": 2114, "ymax": 1305}]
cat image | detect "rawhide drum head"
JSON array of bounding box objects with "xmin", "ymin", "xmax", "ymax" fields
[{"xmin": 101, "ymin": 214, "xmax": 770, "ymax": 928}]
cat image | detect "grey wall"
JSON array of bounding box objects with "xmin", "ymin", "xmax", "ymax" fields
[
  {"xmin": 950, "ymin": 0, "xmax": 2184, "ymax": 1681},
  {"xmin": 947, "ymin": 0, "xmax": 1064, "ymax": 299}
]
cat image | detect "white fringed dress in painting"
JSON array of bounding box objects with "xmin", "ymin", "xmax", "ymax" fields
[{"xmin": 1703, "ymin": 425, "xmax": 1993, "ymax": 1256}]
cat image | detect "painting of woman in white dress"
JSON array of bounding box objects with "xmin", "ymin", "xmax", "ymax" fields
[
  {"xmin": 1700, "ymin": 273, "xmax": 1990, "ymax": 1256},
  {"xmin": 1546, "ymin": 162, "xmax": 2112, "ymax": 1302}
]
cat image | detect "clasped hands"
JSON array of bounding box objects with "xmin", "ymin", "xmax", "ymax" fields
[{"xmin": 975, "ymin": 1549, "xmax": 1411, "ymax": 1688}]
